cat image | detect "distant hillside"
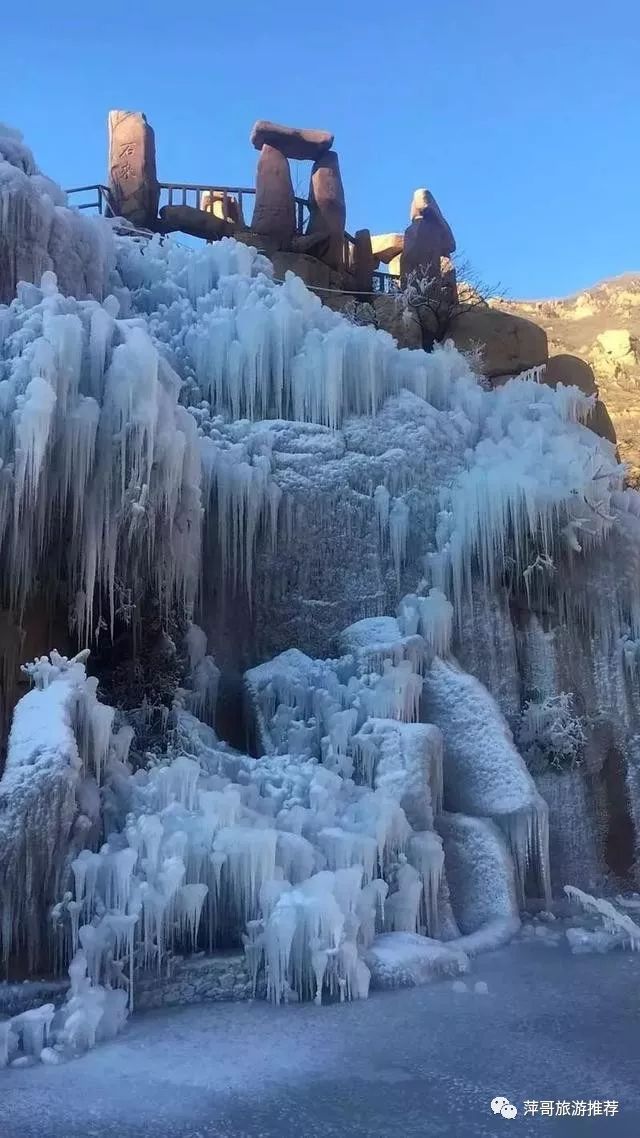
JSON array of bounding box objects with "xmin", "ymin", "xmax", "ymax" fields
[{"xmin": 496, "ymin": 274, "xmax": 640, "ymax": 483}]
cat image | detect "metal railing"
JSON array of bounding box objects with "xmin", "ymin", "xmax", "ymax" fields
[
  {"xmin": 157, "ymin": 182, "xmax": 310, "ymax": 233},
  {"xmin": 64, "ymin": 182, "xmax": 401, "ymax": 295},
  {"xmin": 65, "ymin": 184, "xmax": 116, "ymax": 217}
]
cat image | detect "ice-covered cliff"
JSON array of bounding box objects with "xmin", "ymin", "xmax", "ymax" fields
[{"xmin": 1, "ymin": 124, "xmax": 640, "ymax": 1059}]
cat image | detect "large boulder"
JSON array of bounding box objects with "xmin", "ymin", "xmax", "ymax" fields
[
  {"xmin": 306, "ymin": 151, "xmax": 346, "ymax": 271},
  {"xmin": 542, "ymin": 356, "xmax": 617, "ymax": 447},
  {"xmin": 108, "ymin": 110, "xmax": 159, "ymax": 228},
  {"xmin": 450, "ymin": 307, "xmax": 548, "ymax": 378},
  {"xmin": 544, "ymin": 353, "xmax": 597, "ymax": 395},
  {"xmin": 251, "ymin": 144, "xmax": 296, "ymax": 244},
  {"xmin": 250, "ymin": 120, "xmax": 334, "ymax": 161},
  {"xmin": 588, "ymin": 399, "xmax": 618, "ymax": 446}
]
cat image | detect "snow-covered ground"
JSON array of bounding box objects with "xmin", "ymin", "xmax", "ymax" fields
[{"xmin": 3, "ymin": 941, "xmax": 639, "ymax": 1137}]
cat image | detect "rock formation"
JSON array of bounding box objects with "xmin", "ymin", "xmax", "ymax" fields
[
  {"xmin": 449, "ymin": 308, "xmax": 549, "ymax": 378},
  {"xmin": 251, "ymin": 144, "xmax": 296, "ymax": 245},
  {"xmin": 351, "ymin": 228, "xmax": 376, "ymax": 293},
  {"xmin": 250, "ymin": 120, "xmax": 334, "ymax": 161},
  {"xmin": 159, "ymin": 204, "xmax": 236, "ymax": 240},
  {"xmin": 495, "ymin": 274, "xmax": 640, "ymax": 483},
  {"xmin": 108, "ymin": 110, "xmax": 159, "ymax": 228},
  {"xmin": 306, "ymin": 150, "xmax": 346, "ymax": 272},
  {"xmin": 400, "ymin": 189, "xmax": 456, "ymax": 285},
  {"xmin": 371, "ymin": 233, "xmax": 404, "ymax": 266},
  {"xmin": 544, "ymin": 353, "xmax": 597, "ymax": 395}
]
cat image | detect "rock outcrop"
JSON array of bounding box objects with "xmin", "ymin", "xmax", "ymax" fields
[
  {"xmin": 495, "ymin": 274, "xmax": 640, "ymax": 483},
  {"xmin": 449, "ymin": 306, "xmax": 548, "ymax": 378},
  {"xmin": 250, "ymin": 120, "xmax": 334, "ymax": 161}
]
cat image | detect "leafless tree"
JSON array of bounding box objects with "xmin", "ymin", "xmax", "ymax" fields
[{"xmin": 398, "ymin": 254, "xmax": 505, "ymax": 351}]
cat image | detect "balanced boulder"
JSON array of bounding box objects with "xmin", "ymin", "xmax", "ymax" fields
[{"xmin": 250, "ymin": 120, "xmax": 334, "ymax": 161}]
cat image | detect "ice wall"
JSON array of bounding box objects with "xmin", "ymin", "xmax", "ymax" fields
[
  {"xmin": 0, "ymin": 651, "xmax": 131, "ymax": 971},
  {"xmin": 0, "ymin": 124, "xmax": 114, "ymax": 304},
  {"xmin": 2, "ymin": 123, "xmax": 640, "ymax": 1030}
]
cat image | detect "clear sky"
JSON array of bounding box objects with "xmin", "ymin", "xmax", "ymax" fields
[{"xmin": 3, "ymin": 0, "xmax": 639, "ymax": 299}]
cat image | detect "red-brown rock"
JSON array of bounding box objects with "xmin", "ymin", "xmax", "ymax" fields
[
  {"xmin": 306, "ymin": 151, "xmax": 346, "ymax": 272},
  {"xmin": 251, "ymin": 145, "xmax": 296, "ymax": 244},
  {"xmin": 400, "ymin": 214, "xmax": 450, "ymax": 281},
  {"xmin": 351, "ymin": 229, "xmax": 376, "ymax": 294},
  {"xmin": 108, "ymin": 110, "xmax": 159, "ymax": 228},
  {"xmin": 250, "ymin": 120, "xmax": 334, "ymax": 161}
]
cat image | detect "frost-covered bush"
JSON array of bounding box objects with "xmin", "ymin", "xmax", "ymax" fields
[
  {"xmin": 564, "ymin": 885, "xmax": 640, "ymax": 953},
  {"xmin": 517, "ymin": 693, "xmax": 586, "ymax": 773}
]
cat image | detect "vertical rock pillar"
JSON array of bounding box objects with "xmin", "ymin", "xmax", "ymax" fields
[
  {"xmin": 307, "ymin": 150, "xmax": 346, "ymax": 272},
  {"xmin": 352, "ymin": 228, "xmax": 376, "ymax": 295},
  {"xmin": 251, "ymin": 144, "xmax": 296, "ymax": 247},
  {"xmin": 108, "ymin": 110, "xmax": 160, "ymax": 228}
]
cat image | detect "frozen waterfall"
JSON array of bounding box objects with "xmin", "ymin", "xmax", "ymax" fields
[{"xmin": 2, "ymin": 123, "xmax": 640, "ymax": 1068}]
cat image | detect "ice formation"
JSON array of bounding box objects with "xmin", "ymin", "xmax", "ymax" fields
[
  {"xmin": 0, "ymin": 124, "xmax": 114, "ymax": 305},
  {"xmin": 2, "ymin": 123, "xmax": 640, "ymax": 1064}
]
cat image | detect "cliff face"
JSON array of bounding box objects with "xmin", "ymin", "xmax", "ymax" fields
[{"xmin": 496, "ymin": 274, "xmax": 640, "ymax": 484}]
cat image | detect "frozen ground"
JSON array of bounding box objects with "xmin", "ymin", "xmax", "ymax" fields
[{"xmin": 2, "ymin": 940, "xmax": 640, "ymax": 1137}]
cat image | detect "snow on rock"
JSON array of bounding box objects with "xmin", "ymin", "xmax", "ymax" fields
[
  {"xmin": 437, "ymin": 813, "xmax": 521, "ymax": 953},
  {"xmin": 423, "ymin": 656, "xmax": 551, "ymax": 904},
  {"xmin": 364, "ymin": 931, "xmax": 469, "ymax": 989},
  {"xmin": 564, "ymin": 885, "xmax": 640, "ymax": 951}
]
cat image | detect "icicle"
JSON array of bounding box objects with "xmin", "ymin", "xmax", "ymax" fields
[{"xmin": 389, "ymin": 498, "xmax": 410, "ymax": 584}]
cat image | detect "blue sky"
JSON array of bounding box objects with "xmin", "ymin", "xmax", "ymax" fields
[{"xmin": 3, "ymin": 0, "xmax": 639, "ymax": 298}]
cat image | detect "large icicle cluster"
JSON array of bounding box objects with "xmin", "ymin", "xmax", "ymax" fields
[
  {"xmin": 0, "ymin": 124, "xmax": 114, "ymax": 305},
  {"xmin": 0, "ymin": 272, "xmax": 204, "ymax": 640},
  {"xmin": 1, "ymin": 590, "xmax": 545, "ymax": 1062},
  {"xmin": 0, "ymin": 186, "xmax": 628, "ymax": 648},
  {"xmin": 0, "ymin": 651, "xmax": 132, "ymax": 971}
]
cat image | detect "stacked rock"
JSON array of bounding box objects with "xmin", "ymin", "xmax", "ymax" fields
[{"xmin": 250, "ymin": 121, "xmax": 347, "ymax": 271}]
